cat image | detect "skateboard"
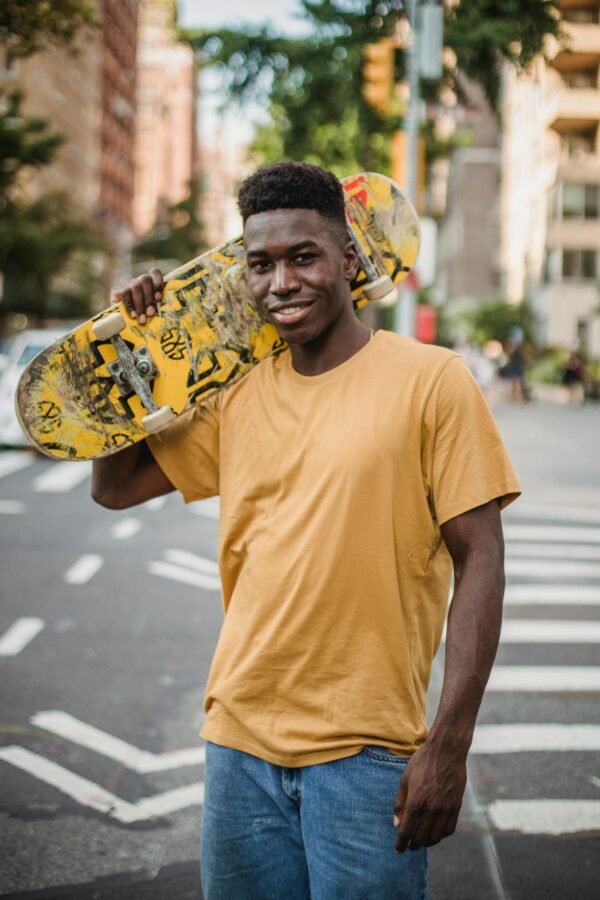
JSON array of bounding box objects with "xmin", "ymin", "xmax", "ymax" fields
[{"xmin": 16, "ymin": 173, "xmax": 420, "ymax": 461}]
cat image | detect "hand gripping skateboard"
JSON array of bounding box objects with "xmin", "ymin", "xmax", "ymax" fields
[{"xmin": 16, "ymin": 173, "xmax": 420, "ymax": 460}]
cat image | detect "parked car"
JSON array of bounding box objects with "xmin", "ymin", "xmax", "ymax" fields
[{"xmin": 0, "ymin": 328, "xmax": 67, "ymax": 447}]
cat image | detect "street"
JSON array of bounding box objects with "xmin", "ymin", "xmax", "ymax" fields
[{"xmin": 0, "ymin": 399, "xmax": 599, "ymax": 899}]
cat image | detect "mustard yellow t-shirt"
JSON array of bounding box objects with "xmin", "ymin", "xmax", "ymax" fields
[{"xmin": 148, "ymin": 331, "xmax": 520, "ymax": 766}]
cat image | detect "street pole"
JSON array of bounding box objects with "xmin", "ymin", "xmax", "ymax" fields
[{"xmin": 395, "ymin": 0, "xmax": 420, "ymax": 337}]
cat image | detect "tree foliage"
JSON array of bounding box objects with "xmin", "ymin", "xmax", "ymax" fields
[
  {"xmin": 183, "ymin": 0, "xmax": 560, "ymax": 173},
  {"xmin": 0, "ymin": 90, "xmax": 105, "ymax": 321},
  {"xmin": 0, "ymin": 0, "xmax": 97, "ymax": 59}
]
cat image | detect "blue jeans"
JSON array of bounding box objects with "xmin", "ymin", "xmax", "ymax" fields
[{"xmin": 201, "ymin": 741, "xmax": 429, "ymax": 900}]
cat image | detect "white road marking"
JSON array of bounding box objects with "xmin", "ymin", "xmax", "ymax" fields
[
  {"xmin": 164, "ymin": 548, "xmax": 219, "ymax": 575},
  {"xmin": 0, "ymin": 618, "xmax": 45, "ymax": 656},
  {"xmin": 0, "ymin": 452, "xmax": 34, "ymax": 480},
  {"xmin": 144, "ymin": 496, "xmax": 168, "ymax": 511},
  {"xmin": 507, "ymin": 504, "xmax": 600, "ymax": 525},
  {"xmin": 500, "ymin": 619, "xmax": 600, "ymax": 643},
  {"xmin": 32, "ymin": 710, "xmax": 205, "ymax": 772},
  {"xmin": 504, "ymin": 584, "xmax": 600, "ymax": 605},
  {"xmin": 33, "ymin": 461, "xmax": 92, "ymax": 493},
  {"xmin": 504, "ymin": 524, "xmax": 600, "ymax": 544},
  {"xmin": 110, "ymin": 518, "xmax": 142, "ymax": 540},
  {"xmin": 0, "ymin": 500, "xmax": 25, "ymax": 514},
  {"xmin": 505, "ymin": 558, "xmax": 600, "ymax": 579},
  {"xmin": 63, "ymin": 554, "xmax": 103, "ymax": 585},
  {"xmin": 189, "ymin": 498, "xmax": 220, "ymax": 519},
  {"xmin": 507, "ymin": 543, "xmax": 600, "ymax": 561},
  {"xmin": 148, "ymin": 561, "xmax": 221, "ymax": 591},
  {"xmin": 487, "ymin": 666, "xmax": 600, "ymax": 692},
  {"xmin": 0, "ymin": 746, "xmax": 203, "ymax": 824},
  {"xmin": 590, "ymin": 776, "xmax": 600, "ymax": 790},
  {"xmin": 472, "ymin": 723, "xmax": 600, "ymax": 754},
  {"xmin": 487, "ymin": 799, "xmax": 600, "ymax": 835}
]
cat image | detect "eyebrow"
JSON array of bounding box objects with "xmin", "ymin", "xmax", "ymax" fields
[{"xmin": 246, "ymin": 239, "xmax": 319, "ymax": 259}]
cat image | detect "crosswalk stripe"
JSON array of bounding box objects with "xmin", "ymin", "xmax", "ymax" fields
[
  {"xmin": 504, "ymin": 584, "xmax": 600, "ymax": 605},
  {"xmin": 507, "ymin": 505, "xmax": 600, "ymax": 525},
  {"xmin": 147, "ymin": 561, "xmax": 221, "ymax": 591},
  {"xmin": 487, "ymin": 799, "xmax": 600, "ymax": 835},
  {"xmin": 0, "ymin": 618, "xmax": 45, "ymax": 656},
  {"xmin": 144, "ymin": 496, "xmax": 168, "ymax": 511},
  {"xmin": 0, "ymin": 452, "xmax": 34, "ymax": 480},
  {"xmin": 472, "ymin": 723, "xmax": 600, "ymax": 753},
  {"xmin": 500, "ymin": 619, "xmax": 600, "ymax": 643},
  {"xmin": 110, "ymin": 518, "xmax": 142, "ymax": 540},
  {"xmin": 0, "ymin": 500, "xmax": 25, "ymax": 514},
  {"xmin": 0, "ymin": 745, "xmax": 203, "ymax": 823},
  {"xmin": 63, "ymin": 554, "xmax": 103, "ymax": 585},
  {"xmin": 505, "ymin": 558, "xmax": 600, "ymax": 579},
  {"xmin": 33, "ymin": 461, "xmax": 92, "ymax": 493},
  {"xmin": 507, "ymin": 543, "xmax": 600, "ymax": 561},
  {"xmin": 488, "ymin": 666, "xmax": 600, "ymax": 692},
  {"xmin": 189, "ymin": 498, "xmax": 220, "ymax": 520},
  {"xmin": 164, "ymin": 548, "xmax": 219, "ymax": 575},
  {"xmin": 32, "ymin": 711, "xmax": 205, "ymax": 772},
  {"xmin": 504, "ymin": 524, "xmax": 600, "ymax": 544}
]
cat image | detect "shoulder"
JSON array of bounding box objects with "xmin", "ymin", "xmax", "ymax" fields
[{"xmin": 372, "ymin": 331, "xmax": 460, "ymax": 386}]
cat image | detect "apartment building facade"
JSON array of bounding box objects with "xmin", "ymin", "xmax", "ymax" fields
[
  {"xmin": 133, "ymin": 0, "xmax": 197, "ymax": 238},
  {"xmin": 437, "ymin": 0, "xmax": 600, "ymax": 355}
]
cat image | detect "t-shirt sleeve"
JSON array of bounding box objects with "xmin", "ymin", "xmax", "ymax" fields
[
  {"xmin": 423, "ymin": 355, "xmax": 521, "ymax": 526},
  {"xmin": 146, "ymin": 391, "xmax": 221, "ymax": 502}
]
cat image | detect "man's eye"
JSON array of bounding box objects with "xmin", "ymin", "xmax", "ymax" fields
[
  {"xmin": 249, "ymin": 260, "xmax": 270, "ymax": 271},
  {"xmin": 294, "ymin": 254, "xmax": 316, "ymax": 265}
]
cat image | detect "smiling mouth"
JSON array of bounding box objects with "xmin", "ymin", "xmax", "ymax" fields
[{"xmin": 270, "ymin": 302, "xmax": 314, "ymax": 325}]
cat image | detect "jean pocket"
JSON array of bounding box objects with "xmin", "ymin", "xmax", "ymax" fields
[{"xmin": 362, "ymin": 745, "xmax": 410, "ymax": 765}]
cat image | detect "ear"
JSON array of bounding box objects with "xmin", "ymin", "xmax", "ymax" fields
[{"xmin": 343, "ymin": 240, "xmax": 359, "ymax": 282}]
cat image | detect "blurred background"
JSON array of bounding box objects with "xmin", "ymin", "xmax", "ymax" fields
[
  {"xmin": 1, "ymin": 4, "xmax": 599, "ymax": 899},
  {"xmin": 1, "ymin": 0, "xmax": 600, "ymax": 408}
]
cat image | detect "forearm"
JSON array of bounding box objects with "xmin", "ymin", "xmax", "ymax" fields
[
  {"xmin": 428, "ymin": 547, "xmax": 504, "ymax": 753},
  {"xmin": 91, "ymin": 440, "xmax": 173, "ymax": 509}
]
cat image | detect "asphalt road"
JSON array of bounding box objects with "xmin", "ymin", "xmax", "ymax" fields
[{"xmin": 0, "ymin": 399, "xmax": 599, "ymax": 899}]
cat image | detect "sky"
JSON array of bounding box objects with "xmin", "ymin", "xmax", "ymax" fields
[{"xmin": 178, "ymin": 0, "xmax": 310, "ymax": 146}]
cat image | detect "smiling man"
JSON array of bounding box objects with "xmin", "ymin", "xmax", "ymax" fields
[{"xmin": 92, "ymin": 162, "xmax": 520, "ymax": 899}]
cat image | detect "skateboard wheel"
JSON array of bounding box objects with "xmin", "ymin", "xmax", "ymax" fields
[
  {"xmin": 92, "ymin": 311, "xmax": 126, "ymax": 340},
  {"xmin": 141, "ymin": 406, "xmax": 175, "ymax": 433},
  {"xmin": 363, "ymin": 275, "xmax": 398, "ymax": 307}
]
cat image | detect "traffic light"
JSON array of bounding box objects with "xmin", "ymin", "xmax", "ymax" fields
[{"xmin": 362, "ymin": 40, "xmax": 394, "ymax": 114}]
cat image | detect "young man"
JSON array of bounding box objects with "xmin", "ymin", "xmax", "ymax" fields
[{"xmin": 92, "ymin": 162, "xmax": 520, "ymax": 899}]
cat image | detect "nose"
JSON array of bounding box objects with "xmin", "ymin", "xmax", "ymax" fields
[{"xmin": 270, "ymin": 261, "xmax": 300, "ymax": 296}]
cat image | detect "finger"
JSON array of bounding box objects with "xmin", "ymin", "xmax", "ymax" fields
[
  {"xmin": 409, "ymin": 812, "xmax": 437, "ymax": 850},
  {"xmin": 444, "ymin": 809, "xmax": 460, "ymax": 839},
  {"xmin": 141, "ymin": 275, "xmax": 157, "ymax": 318},
  {"xmin": 150, "ymin": 268, "xmax": 165, "ymax": 302},
  {"xmin": 395, "ymin": 806, "xmax": 419, "ymax": 854}
]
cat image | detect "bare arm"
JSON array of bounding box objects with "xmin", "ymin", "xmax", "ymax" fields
[
  {"xmin": 91, "ymin": 440, "xmax": 175, "ymax": 509},
  {"xmin": 394, "ymin": 499, "xmax": 504, "ymax": 852}
]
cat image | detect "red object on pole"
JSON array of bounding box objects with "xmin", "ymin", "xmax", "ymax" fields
[{"xmin": 416, "ymin": 305, "xmax": 436, "ymax": 344}]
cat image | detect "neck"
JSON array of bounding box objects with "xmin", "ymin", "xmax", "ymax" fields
[{"xmin": 289, "ymin": 314, "xmax": 372, "ymax": 377}]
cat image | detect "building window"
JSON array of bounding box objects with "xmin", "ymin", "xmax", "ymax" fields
[
  {"xmin": 562, "ymin": 249, "xmax": 598, "ymax": 279},
  {"xmin": 564, "ymin": 7, "xmax": 600, "ymax": 24},
  {"xmin": 562, "ymin": 184, "xmax": 600, "ymax": 219},
  {"xmin": 561, "ymin": 131, "xmax": 596, "ymax": 157}
]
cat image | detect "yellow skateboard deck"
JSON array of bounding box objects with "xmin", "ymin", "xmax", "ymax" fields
[{"xmin": 16, "ymin": 173, "xmax": 419, "ymax": 460}]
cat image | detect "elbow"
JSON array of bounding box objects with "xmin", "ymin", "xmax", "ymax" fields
[{"xmin": 91, "ymin": 483, "xmax": 129, "ymax": 510}]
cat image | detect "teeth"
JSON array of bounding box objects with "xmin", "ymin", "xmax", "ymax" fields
[{"xmin": 277, "ymin": 306, "xmax": 304, "ymax": 315}]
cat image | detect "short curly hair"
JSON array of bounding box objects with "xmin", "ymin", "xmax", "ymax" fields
[{"xmin": 238, "ymin": 161, "xmax": 347, "ymax": 240}]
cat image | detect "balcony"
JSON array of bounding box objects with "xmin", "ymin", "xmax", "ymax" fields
[
  {"xmin": 548, "ymin": 22, "xmax": 600, "ymax": 71},
  {"xmin": 547, "ymin": 87, "xmax": 600, "ymax": 131},
  {"xmin": 547, "ymin": 217, "xmax": 600, "ymax": 249},
  {"xmin": 558, "ymin": 153, "xmax": 600, "ymax": 182}
]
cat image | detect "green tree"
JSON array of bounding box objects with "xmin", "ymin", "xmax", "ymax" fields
[
  {"xmin": 0, "ymin": 0, "xmax": 97, "ymax": 59},
  {"xmin": 133, "ymin": 178, "xmax": 208, "ymax": 270},
  {"xmin": 460, "ymin": 299, "xmax": 537, "ymax": 346},
  {"xmin": 183, "ymin": 0, "xmax": 560, "ymax": 173},
  {"xmin": 0, "ymin": 89, "xmax": 106, "ymax": 322}
]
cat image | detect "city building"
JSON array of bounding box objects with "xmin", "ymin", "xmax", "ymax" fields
[
  {"xmin": 436, "ymin": 0, "xmax": 600, "ymax": 355},
  {"xmin": 133, "ymin": 0, "xmax": 198, "ymax": 238},
  {"xmin": 2, "ymin": 0, "xmax": 140, "ymax": 279}
]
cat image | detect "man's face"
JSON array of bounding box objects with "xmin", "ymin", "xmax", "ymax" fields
[{"xmin": 243, "ymin": 208, "xmax": 358, "ymax": 344}]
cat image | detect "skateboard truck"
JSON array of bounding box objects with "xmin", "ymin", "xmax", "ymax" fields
[
  {"xmin": 92, "ymin": 311, "xmax": 175, "ymax": 433},
  {"xmin": 345, "ymin": 216, "xmax": 398, "ymax": 307}
]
